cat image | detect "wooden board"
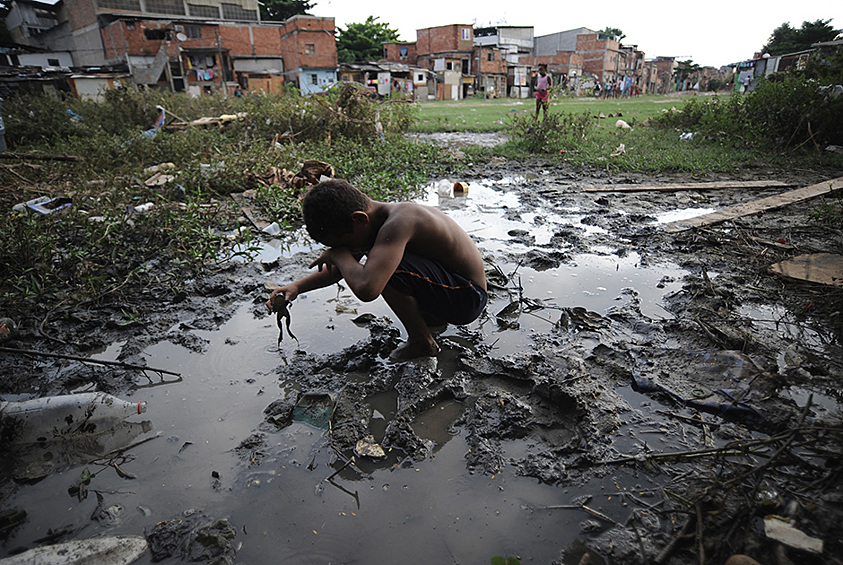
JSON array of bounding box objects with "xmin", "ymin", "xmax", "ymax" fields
[
  {"xmin": 581, "ymin": 180, "xmax": 792, "ymax": 192},
  {"xmin": 663, "ymin": 176, "xmax": 843, "ymax": 233},
  {"xmin": 230, "ymin": 191, "xmax": 272, "ymax": 230},
  {"xmin": 768, "ymin": 253, "xmax": 843, "ymax": 287}
]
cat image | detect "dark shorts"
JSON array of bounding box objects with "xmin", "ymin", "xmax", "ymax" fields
[{"xmin": 387, "ymin": 252, "xmax": 487, "ymax": 325}]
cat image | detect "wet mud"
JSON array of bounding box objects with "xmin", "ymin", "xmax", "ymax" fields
[{"xmin": 1, "ymin": 152, "xmax": 842, "ymax": 564}]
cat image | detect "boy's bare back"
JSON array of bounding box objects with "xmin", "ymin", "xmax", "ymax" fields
[{"xmin": 379, "ymin": 202, "xmax": 486, "ymax": 290}]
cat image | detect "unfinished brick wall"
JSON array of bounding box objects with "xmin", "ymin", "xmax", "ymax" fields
[
  {"xmin": 577, "ymin": 32, "xmax": 620, "ymax": 82},
  {"xmin": 529, "ymin": 51, "xmax": 584, "ymax": 76},
  {"xmin": 382, "ymin": 42, "xmax": 417, "ymax": 65},
  {"xmin": 64, "ymin": 0, "xmax": 97, "ymax": 31},
  {"xmin": 279, "ymin": 15, "xmax": 337, "ymax": 70},
  {"xmin": 416, "ymin": 24, "xmax": 473, "ymax": 55},
  {"xmin": 477, "ymin": 46, "xmax": 505, "ymax": 75}
]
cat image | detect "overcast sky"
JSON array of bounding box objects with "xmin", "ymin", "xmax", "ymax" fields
[{"xmin": 310, "ymin": 0, "xmax": 842, "ymax": 68}]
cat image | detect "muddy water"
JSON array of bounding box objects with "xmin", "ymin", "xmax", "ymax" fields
[{"xmin": 1, "ymin": 178, "xmax": 697, "ymax": 564}]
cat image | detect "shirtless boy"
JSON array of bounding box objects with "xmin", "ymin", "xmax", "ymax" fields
[{"xmin": 266, "ymin": 180, "xmax": 488, "ymax": 361}]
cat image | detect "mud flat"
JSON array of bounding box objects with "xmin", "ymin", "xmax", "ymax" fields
[{"xmin": 0, "ymin": 160, "xmax": 841, "ymax": 565}]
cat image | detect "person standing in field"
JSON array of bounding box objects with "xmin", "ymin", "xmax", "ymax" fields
[{"xmin": 534, "ymin": 64, "xmax": 552, "ymax": 121}]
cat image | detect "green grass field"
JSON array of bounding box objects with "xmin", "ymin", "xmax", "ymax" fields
[{"xmin": 411, "ymin": 94, "xmax": 691, "ymax": 133}]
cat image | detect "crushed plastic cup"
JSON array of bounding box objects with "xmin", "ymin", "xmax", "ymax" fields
[{"xmin": 262, "ymin": 222, "xmax": 282, "ymax": 236}]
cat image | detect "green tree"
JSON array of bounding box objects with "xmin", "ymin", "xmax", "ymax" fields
[
  {"xmin": 762, "ymin": 19, "xmax": 841, "ymax": 56},
  {"xmin": 259, "ymin": 0, "xmax": 313, "ymax": 22},
  {"xmin": 599, "ymin": 27, "xmax": 625, "ymax": 42},
  {"xmin": 336, "ymin": 16, "xmax": 400, "ymax": 63}
]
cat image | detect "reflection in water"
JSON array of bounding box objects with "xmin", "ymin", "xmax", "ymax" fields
[{"xmin": 0, "ymin": 176, "xmax": 699, "ymax": 564}]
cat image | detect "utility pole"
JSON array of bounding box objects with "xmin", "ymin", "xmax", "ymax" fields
[{"xmin": 215, "ymin": 28, "xmax": 227, "ymax": 94}]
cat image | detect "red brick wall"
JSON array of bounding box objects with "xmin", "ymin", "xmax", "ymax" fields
[
  {"xmin": 250, "ymin": 25, "xmax": 282, "ymax": 56},
  {"xmin": 101, "ymin": 20, "xmax": 286, "ymax": 61},
  {"xmin": 576, "ymin": 33, "xmax": 621, "ymax": 81},
  {"xmin": 477, "ymin": 46, "xmax": 505, "ymax": 74},
  {"xmin": 65, "ymin": 0, "xmax": 97, "ymax": 31},
  {"xmin": 383, "ymin": 42, "xmax": 417, "ymax": 65},
  {"xmin": 279, "ymin": 16, "xmax": 337, "ymax": 69},
  {"xmin": 416, "ymin": 24, "xmax": 473, "ymax": 55}
]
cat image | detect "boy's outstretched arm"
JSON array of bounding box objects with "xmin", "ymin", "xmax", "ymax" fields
[
  {"xmin": 324, "ymin": 223, "xmax": 409, "ymax": 303},
  {"xmin": 266, "ymin": 262, "xmax": 342, "ymax": 311}
]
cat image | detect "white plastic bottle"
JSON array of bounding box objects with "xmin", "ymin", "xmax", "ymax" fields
[{"xmin": 0, "ymin": 392, "xmax": 148, "ymax": 444}]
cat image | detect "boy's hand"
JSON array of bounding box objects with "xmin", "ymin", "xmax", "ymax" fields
[
  {"xmin": 309, "ymin": 248, "xmax": 352, "ymax": 273},
  {"xmin": 266, "ymin": 285, "xmax": 298, "ymax": 313}
]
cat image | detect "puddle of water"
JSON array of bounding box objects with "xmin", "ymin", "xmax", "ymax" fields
[
  {"xmin": 652, "ymin": 206, "xmax": 716, "ymax": 224},
  {"xmin": 407, "ymin": 132, "xmax": 509, "ymax": 147},
  {"xmin": 0, "ymin": 176, "xmax": 701, "ymax": 563}
]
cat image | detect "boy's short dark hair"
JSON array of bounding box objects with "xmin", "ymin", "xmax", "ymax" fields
[{"xmin": 302, "ymin": 179, "xmax": 370, "ymax": 242}]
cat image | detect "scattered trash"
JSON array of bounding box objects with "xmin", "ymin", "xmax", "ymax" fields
[
  {"xmin": 12, "ymin": 196, "xmax": 72, "ymax": 214},
  {"xmin": 768, "ymin": 253, "xmax": 843, "ymax": 287},
  {"xmin": 679, "ymin": 132, "xmax": 695, "ymax": 141},
  {"xmin": 825, "ymin": 144, "xmax": 843, "ymax": 154},
  {"xmin": 144, "ymin": 172, "xmax": 175, "ymax": 186},
  {"xmin": 453, "ymin": 181, "xmax": 469, "ymax": 195},
  {"xmin": 615, "ymin": 119, "xmax": 631, "ymax": 130},
  {"xmin": 763, "ymin": 515, "xmax": 824, "ymax": 554},
  {"xmin": 143, "ymin": 162, "xmax": 175, "ymax": 175},
  {"xmin": 354, "ymin": 435, "xmax": 386, "ymax": 459},
  {"xmin": 610, "ymin": 143, "xmax": 626, "ymax": 157},
  {"xmin": 168, "ymin": 113, "xmax": 247, "ymax": 130},
  {"xmin": 66, "ymin": 109, "xmax": 83, "ymax": 122},
  {"xmin": 250, "ymin": 160, "xmax": 334, "ymax": 192},
  {"xmin": 0, "ymin": 317, "xmax": 17, "ymax": 341},
  {"xmin": 141, "ymin": 105, "xmax": 166, "ymax": 139},
  {"xmin": 261, "ymin": 222, "xmax": 282, "ymax": 236},
  {"xmin": 133, "ymin": 202, "xmax": 154, "ymax": 214},
  {"xmin": 0, "ymin": 392, "xmax": 148, "ymax": 444},
  {"xmin": 0, "ymin": 534, "xmax": 148, "ymax": 565}
]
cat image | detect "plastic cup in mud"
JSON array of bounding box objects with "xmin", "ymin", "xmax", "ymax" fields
[{"xmin": 453, "ymin": 182, "xmax": 469, "ymax": 196}]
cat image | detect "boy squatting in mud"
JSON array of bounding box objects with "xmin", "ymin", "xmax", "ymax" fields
[{"xmin": 266, "ymin": 179, "xmax": 488, "ymax": 361}]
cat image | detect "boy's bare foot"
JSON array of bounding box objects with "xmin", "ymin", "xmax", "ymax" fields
[{"xmin": 388, "ymin": 339, "xmax": 440, "ymax": 362}]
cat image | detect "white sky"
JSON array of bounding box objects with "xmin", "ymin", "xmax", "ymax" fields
[{"xmin": 310, "ymin": 0, "xmax": 842, "ymax": 68}]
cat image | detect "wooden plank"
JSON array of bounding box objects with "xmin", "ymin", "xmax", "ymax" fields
[
  {"xmin": 581, "ymin": 180, "xmax": 792, "ymax": 192},
  {"xmin": 663, "ymin": 176, "xmax": 843, "ymax": 233},
  {"xmin": 768, "ymin": 253, "xmax": 843, "ymax": 287},
  {"xmin": 230, "ymin": 191, "xmax": 272, "ymax": 230}
]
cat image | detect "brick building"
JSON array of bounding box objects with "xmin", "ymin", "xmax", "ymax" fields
[
  {"xmin": 381, "ymin": 24, "xmax": 507, "ymax": 100},
  {"xmin": 474, "ymin": 26, "xmax": 532, "ymax": 98},
  {"xmin": 278, "ymin": 15, "xmax": 337, "ymax": 94},
  {"xmin": 382, "ymin": 41, "xmax": 417, "ymax": 65},
  {"xmin": 4, "ymin": 0, "xmax": 338, "ymax": 96},
  {"xmin": 414, "ymin": 24, "xmax": 476, "ymax": 100}
]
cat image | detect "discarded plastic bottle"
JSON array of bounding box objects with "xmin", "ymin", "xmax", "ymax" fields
[{"xmin": 0, "ymin": 392, "xmax": 148, "ymax": 444}]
